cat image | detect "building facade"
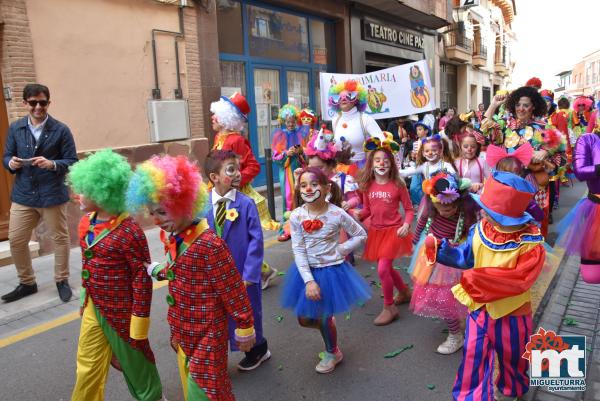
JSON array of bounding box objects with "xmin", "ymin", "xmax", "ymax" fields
[
  {"xmin": 437, "ymin": 0, "xmax": 516, "ymax": 112},
  {"xmin": 0, "ymin": 0, "xmax": 451, "ymax": 253}
]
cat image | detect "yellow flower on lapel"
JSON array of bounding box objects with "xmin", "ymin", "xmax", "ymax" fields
[{"xmin": 225, "ymin": 208, "xmax": 239, "ymax": 222}]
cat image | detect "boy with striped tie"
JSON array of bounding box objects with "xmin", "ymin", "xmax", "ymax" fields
[{"xmin": 204, "ymin": 149, "xmax": 270, "ymax": 371}]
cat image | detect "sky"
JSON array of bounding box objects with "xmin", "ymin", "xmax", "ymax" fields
[{"xmin": 510, "ymin": 0, "xmax": 599, "ymax": 89}]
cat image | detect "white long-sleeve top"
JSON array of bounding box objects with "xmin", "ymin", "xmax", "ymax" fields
[
  {"xmin": 290, "ymin": 203, "xmax": 367, "ymax": 283},
  {"xmin": 333, "ymin": 108, "xmax": 383, "ymax": 163},
  {"xmin": 399, "ymin": 159, "xmax": 456, "ymax": 179}
]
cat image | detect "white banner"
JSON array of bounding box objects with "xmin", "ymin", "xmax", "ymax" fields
[{"xmin": 319, "ymin": 60, "xmax": 436, "ymax": 121}]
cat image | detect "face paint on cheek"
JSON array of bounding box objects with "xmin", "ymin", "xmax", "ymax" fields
[{"xmin": 300, "ymin": 189, "xmax": 322, "ymax": 203}]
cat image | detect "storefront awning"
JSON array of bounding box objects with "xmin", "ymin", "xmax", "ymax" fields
[{"xmin": 352, "ymin": 0, "xmax": 452, "ymax": 30}]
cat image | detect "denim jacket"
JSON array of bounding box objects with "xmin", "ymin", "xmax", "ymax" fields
[{"xmin": 3, "ymin": 115, "xmax": 78, "ymax": 208}]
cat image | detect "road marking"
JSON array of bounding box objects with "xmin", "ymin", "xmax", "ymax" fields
[
  {"xmin": 0, "ymin": 237, "xmax": 283, "ymax": 348},
  {"xmin": 0, "ymin": 311, "xmax": 80, "ymax": 348}
]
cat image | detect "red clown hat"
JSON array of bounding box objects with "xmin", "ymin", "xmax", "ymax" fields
[
  {"xmin": 222, "ymin": 92, "xmax": 250, "ymax": 122},
  {"xmin": 471, "ymin": 171, "xmax": 536, "ymax": 226}
]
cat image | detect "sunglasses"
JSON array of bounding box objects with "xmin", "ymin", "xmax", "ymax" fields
[
  {"xmin": 26, "ymin": 100, "xmax": 49, "ymax": 107},
  {"xmin": 329, "ymin": 91, "xmax": 358, "ymax": 105}
]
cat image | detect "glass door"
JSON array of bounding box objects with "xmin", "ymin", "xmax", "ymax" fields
[
  {"xmin": 253, "ymin": 68, "xmax": 281, "ymax": 159},
  {"xmin": 286, "ymin": 70, "xmax": 310, "ymax": 110}
]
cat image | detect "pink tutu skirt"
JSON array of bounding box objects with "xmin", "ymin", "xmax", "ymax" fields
[
  {"xmin": 556, "ymin": 196, "xmax": 600, "ymax": 261},
  {"xmin": 408, "ymin": 240, "xmax": 467, "ymax": 320}
]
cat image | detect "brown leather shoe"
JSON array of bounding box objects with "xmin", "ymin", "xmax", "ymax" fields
[
  {"xmin": 394, "ymin": 287, "xmax": 412, "ymax": 305},
  {"xmin": 373, "ymin": 305, "xmax": 399, "ymax": 326}
]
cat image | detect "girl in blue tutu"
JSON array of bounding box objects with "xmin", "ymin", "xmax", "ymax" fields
[{"xmin": 281, "ymin": 167, "xmax": 370, "ymax": 374}]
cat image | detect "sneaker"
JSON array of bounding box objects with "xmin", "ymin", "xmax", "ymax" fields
[
  {"xmin": 437, "ymin": 333, "xmax": 464, "ymax": 354},
  {"xmin": 261, "ymin": 265, "xmax": 278, "ymax": 290},
  {"xmin": 237, "ymin": 349, "xmax": 271, "ymax": 371},
  {"xmin": 1, "ymin": 282, "xmax": 38, "ymax": 303},
  {"xmin": 56, "ymin": 280, "xmax": 72, "ymax": 302},
  {"xmin": 277, "ymin": 233, "xmax": 291, "ymax": 242},
  {"xmin": 315, "ymin": 349, "xmax": 343, "ymax": 374}
]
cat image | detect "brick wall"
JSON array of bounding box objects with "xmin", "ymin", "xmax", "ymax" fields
[
  {"xmin": 183, "ymin": 4, "xmax": 204, "ymax": 138},
  {"xmin": 0, "ymin": 0, "xmax": 37, "ymax": 122}
]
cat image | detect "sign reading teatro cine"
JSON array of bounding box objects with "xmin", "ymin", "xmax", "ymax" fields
[{"xmin": 362, "ymin": 18, "xmax": 424, "ymax": 51}]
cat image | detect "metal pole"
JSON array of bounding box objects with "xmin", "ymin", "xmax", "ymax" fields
[{"xmin": 264, "ymin": 147, "xmax": 276, "ymax": 221}]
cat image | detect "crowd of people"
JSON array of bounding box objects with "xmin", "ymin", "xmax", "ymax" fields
[{"xmin": 2, "ymin": 76, "xmax": 600, "ymax": 401}]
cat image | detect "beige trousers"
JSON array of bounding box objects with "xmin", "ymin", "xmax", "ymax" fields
[{"xmin": 8, "ymin": 202, "xmax": 70, "ymax": 284}]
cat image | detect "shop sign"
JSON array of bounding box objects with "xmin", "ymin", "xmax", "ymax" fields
[
  {"xmin": 362, "ymin": 18, "xmax": 424, "ymax": 51},
  {"xmin": 313, "ymin": 48, "xmax": 327, "ymax": 65}
]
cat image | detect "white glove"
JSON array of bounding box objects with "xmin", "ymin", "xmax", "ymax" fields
[{"xmin": 146, "ymin": 262, "xmax": 161, "ymax": 277}]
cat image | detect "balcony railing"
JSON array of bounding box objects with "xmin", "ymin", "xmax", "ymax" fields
[
  {"xmin": 445, "ymin": 30, "xmax": 472, "ymax": 53},
  {"xmin": 495, "ymin": 46, "xmax": 507, "ymax": 65},
  {"xmin": 473, "ymin": 44, "xmax": 487, "ymax": 58}
]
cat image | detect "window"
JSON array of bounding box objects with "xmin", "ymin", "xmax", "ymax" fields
[
  {"xmin": 247, "ymin": 5, "xmax": 309, "ymax": 62},
  {"xmin": 216, "ymin": 1, "xmax": 244, "ymax": 55},
  {"xmin": 310, "ymin": 19, "xmax": 334, "ymax": 65}
]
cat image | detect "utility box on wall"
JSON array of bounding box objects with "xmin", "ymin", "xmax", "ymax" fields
[{"xmin": 147, "ymin": 100, "xmax": 190, "ymax": 142}]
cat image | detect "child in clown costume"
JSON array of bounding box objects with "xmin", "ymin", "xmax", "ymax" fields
[
  {"xmin": 430, "ymin": 170, "xmax": 546, "ymax": 401},
  {"xmin": 68, "ymin": 149, "xmax": 163, "ymax": 401},
  {"xmin": 271, "ymin": 104, "xmax": 310, "ymax": 241},
  {"xmin": 299, "ymin": 107, "xmax": 319, "ymax": 142},
  {"xmin": 408, "ymin": 172, "xmax": 477, "ymax": 355},
  {"xmin": 572, "ymin": 96, "xmax": 593, "ymax": 139},
  {"xmin": 127, "ymin": 155, "xmax": 256, "ymax": 401},
  {"xmin": 210, "ymin": 92, "xmax": 279, "ymax": 289}
]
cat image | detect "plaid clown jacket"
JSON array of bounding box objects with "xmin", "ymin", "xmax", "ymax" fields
[
  {"xmin": 78, "ymin": 214, "xmax": 154, "ymax": 361},
  {"xmin": 158, "ymin": 226, "xmax": 254, "ymax": 401}
]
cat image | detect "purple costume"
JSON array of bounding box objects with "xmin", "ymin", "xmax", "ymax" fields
[
  {"xmin": 556, "ymin": 133, "xmax": 600, "ymax": 270},
  {"xmin": 206, "ymin": 190, "xmax": 267, "ymax": 351}
]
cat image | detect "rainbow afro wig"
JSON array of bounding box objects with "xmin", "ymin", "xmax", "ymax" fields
[
  {"xmin": 328, "ymin": 79, "xmax": 368, "ymax": 113},
  {"xmin": 127, "ymin": 155, "xmax": 209, "ymax": 221},
  {"xmin": 278, "ymin": 104, "xmax": 300, "ymax": 125},
  {"xmin": 68, "ymin": 149, "xmax": 132, "ymax": 215}
]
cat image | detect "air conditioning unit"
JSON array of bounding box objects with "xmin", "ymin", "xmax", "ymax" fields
[{"xmin": 147, "ymin": 100, "xmax": 190, "ymax": 142}]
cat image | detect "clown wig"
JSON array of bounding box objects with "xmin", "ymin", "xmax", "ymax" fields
[
  {"xmin": 68, "ymin": 149, "xmax": 132, "ymax": 215},
  {"xmin": 573, "ymin": 96, "xmax": 593, "ymax": 112},
  {"xmin": 127, "ymin": 155, "xmax": 209, "ymax": 221},
  {"xmin": 299, "ymin": 108, "xmax": 317, "ymax": 126},
  {"xmin": 210, "ymin": 98, "xmax": 246, "ymax": 132},
  {"xmin": 328, "ymin": 79, "xmax": 368, "ymax": 113},
  {"xmin": 278, "ymin": 104, "xmax": 300, "ymax": 125}
]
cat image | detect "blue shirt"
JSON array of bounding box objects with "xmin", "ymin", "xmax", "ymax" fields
[{"xmin": 27, "ymin": 115, "xmax": 49, "ymax": 142}]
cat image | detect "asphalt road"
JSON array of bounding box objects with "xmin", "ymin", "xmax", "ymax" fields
[{"xmin": 0, "ymin": 181, "xmax": 587, "ymax": 401}]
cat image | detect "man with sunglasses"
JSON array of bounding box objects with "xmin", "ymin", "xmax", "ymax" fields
[{"xmin": 2, "ymin": 83, "xmax": 77, "ymax": 303}]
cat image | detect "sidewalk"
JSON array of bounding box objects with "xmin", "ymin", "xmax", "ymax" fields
[
  {"xmin": 0, "ymin": 222, "xmax": 279, "ymax": 338},
  {"xmin": 525, "ymin": 255, "xmax": 600, "ymax": 401}
]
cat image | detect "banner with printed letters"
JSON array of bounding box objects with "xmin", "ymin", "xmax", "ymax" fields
[{"xmin": 319, "ymin": 60, "xmax": 435, "ymax": 121}]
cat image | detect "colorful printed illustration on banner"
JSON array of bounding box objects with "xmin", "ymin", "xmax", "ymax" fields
[
  {"xmin": 366, "ymin": 85, "xmax": 389, "ymax": 114},
  {"xmin": 319, "ymin": 60, "xmax": 435, "ymax": 120},
  {"xmin": 409, "ymin": 65, "xmax": 430, "ymax": 108}
]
